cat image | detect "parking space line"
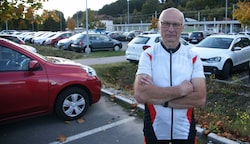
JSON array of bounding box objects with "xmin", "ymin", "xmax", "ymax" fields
[{"xmin": 48, "ymin": 117, "xmax": 135, "ymax": 144}]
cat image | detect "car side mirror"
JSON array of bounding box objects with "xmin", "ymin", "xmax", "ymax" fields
[
  {"xmin": 28, "ymin": 60, "xmax": 41, "ymax": 71},
  {"xmin": 232, "ymin": 46, "xmax": 241, "ymax": 51}
]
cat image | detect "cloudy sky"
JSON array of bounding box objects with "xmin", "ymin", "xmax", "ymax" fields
[{"xmin": 42, "ymin": 0, "xmax": 117, "ymax": 18}]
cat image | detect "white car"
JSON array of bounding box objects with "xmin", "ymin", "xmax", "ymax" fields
[
  {"xmin": 238, "ymin": 31, "xmax": 250, "ymax": 40},
  {"xmin": 191, "ymin": 34, "xmax": 250, "ymax": 79},
  {"xmin": 125, "ymin": 33, "xmax": 193, "ymax": 62},
  {"xmin": 33, "ymin": 32, "xmax": 56, "ymax": 45}
]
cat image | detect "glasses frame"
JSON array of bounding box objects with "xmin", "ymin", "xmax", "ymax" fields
[{"xmin": 160, "ymin": 21, "xmax": 183, "ymax": 29}]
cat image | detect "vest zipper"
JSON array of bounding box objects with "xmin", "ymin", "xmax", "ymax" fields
[{"xmin": 169, "ymin": 49, "xmax": 174, "ymax": 141}]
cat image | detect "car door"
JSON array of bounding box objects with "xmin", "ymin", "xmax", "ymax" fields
[
  {"xmin": 0, "ymin": 46, "xmax": 50, "ymax": 122},
  {"xmin": 98, "ymin": 34, "xmax": 113, "ymax": 49},
  {"xmin": 232, "ymin": 37, "xmax": 250, "ymax": 66}
]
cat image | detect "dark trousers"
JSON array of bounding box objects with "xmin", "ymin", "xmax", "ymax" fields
[{"xmin": 144, "ymin": 137, "xmax": 196, "ymax": 144}]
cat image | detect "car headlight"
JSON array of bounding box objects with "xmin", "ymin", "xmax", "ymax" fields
[
  {"xmin": 81, "ymin": 65, "xmax": 97, "ymax": 76},
  {"xmin": 206, "ymin": 57, "xmax": 221, "ymax": 63}
]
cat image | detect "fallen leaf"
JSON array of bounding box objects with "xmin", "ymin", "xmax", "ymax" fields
[
  {"xmin": 215, "ymin": 121, "xmax": 223, "ymax": 128},
  {"xmin": 110, "ymin": 94, "xmax": 115, "ymax": 101},
  {"xmin": 64, "ymin": 121, "xmax": 71, "ymax": 124},
  {"xmin": 77, "ymin": 118, "xmax": 85, "ymax": 124},
  {"xmin": 130, "ymin": 103, "xmax": 138, "ymax": 109},
  {"xmin": 203, "ymin": 129, "xmax": 210, "ymax": 135},
  {"xmin": 57, "ymin": 135, "xmax": 67, "ymax": 142}
]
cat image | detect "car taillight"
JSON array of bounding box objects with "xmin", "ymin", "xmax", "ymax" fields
[
  {"xmin": 143, "ymin": 45, "xmax": 151, "ymax": 50},
  {"xmin": 19, "ymin": 41, "xmax": 25, "ymax": 44},
  {"xmin": 79, "ymin": 40, "xmax": 83, "ymax": 47}
]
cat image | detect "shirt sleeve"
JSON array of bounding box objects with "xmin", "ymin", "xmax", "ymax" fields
[
  {"xmin": 191, "ymin": 52, "xmax": 205, "ymax": 78},
  {"xmin": 136, "ymin": 49, "xmax": 153, "ymax": 77}
]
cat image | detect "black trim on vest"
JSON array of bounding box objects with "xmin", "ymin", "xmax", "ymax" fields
[{"xmin": 160, "ymin": 41, "xmax": 180, "ymax": 53}]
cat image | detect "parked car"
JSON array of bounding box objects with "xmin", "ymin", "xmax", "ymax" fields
[
  {"xmin": 0, "ymin": 34, "xmax": 37, "ymax": 53},
  {"xmin": 238, "ymin": 31, "xmax": 250, "ymax": 40},
  {"xmin": 189, "ymin": 31, "xmax": 208, "ymax": 44},
  {"xmin": 45, "ymin": 31, "xmax": 74, "ymax": 47},
  {"xmin": 125, "ymin": 34, "xmax": 193, "ymax": 62},
  {"xmin": 191, "ymin": 34, "xmax": 250, "ymax": 79},
  {"xmin": 126, "ymin": 30, "xmax": 143, "ymax": 41},
  {"xmin": 107, "ymin": 31, "xmax": 128, "ymax": 41},
  {"xmin": 0, "ymin": 38, "xmax": 102, "ymax": 124},
  {"xmin": 71, "ymin": 33, "xmax": 122, "ymax": 53},
  {"xmin": 33, "ymin": 32, "xmax": 56, "ymax": 45},
  {"xmin": 0, "ymin": 34, "xmax": 25, "ymax": 44},
  {"xmin": 57, "ymin": 37, "xmax": 74, "ymax": 50},
  {"xmin": 181, "ymin": 32, "xmax": 189, "ymax": 41}
]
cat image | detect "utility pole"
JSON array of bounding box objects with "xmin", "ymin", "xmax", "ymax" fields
[{"xmin": 85, "ymin": 0, "xmax": 90, "ymax": 56}]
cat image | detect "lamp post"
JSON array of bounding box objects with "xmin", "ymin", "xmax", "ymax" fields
[
  {"xmin": 85, "ymin": 0, "xmax": 90, "ymax": 56},
  {"xmin": 225, "ymin": 0, "xmax": 228, "ymax": 33}
]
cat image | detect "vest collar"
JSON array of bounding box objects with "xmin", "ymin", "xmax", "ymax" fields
[{"xmin": 160, "ymin": 41, "xmax": 180, "ymax": 53}]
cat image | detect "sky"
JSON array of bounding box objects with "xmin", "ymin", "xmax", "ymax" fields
[{"xmin": 42, "ymin": 0, "xmax": 117, "ymax": 19}]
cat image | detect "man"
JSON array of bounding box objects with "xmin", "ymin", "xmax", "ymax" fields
[{"xmin": 134, "ymin": 8, "xmax": 207, "ymax": 144}]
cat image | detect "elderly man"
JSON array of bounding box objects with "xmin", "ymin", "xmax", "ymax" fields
[{"xmin": 134, "ymin": 8, "xmax": 207, "ymax": 144}]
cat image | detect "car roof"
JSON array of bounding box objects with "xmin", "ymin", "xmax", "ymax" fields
[{"xmin": 208, "ymin": 34, "xmax": 246, "ymax": 39}]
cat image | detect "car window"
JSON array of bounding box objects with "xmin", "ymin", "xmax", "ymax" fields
[
  {"xmin": 71, "ymin": 33, "xmax": 84, "ymax": 40},
  {"xmin": 240, "ymin": 38, "xmax": 250, "ymax": 48},
  {"xmin": 98, "ymin": 35, "xmax": 109, "ymax": 41},
  {"xmin": 197, "ymin": 37, "xmax": 233, "ymax": 49},
  {"xmin": 130, "ymin": 36, "xmax": 150, "ymax": 44},
  {"xmin": 234, "ymin": 37, "xmax": 250, "ymax": 49},
  {"xmin": 0, "ymin": 46, "xmax": 31, "ymax": 71}
]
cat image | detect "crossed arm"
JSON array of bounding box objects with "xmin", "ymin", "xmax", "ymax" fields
[{"xmin": 133, "ymin": 74, "xmax": 207, "ymax": 109}]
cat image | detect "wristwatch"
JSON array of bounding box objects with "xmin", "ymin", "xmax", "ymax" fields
[{"xmin": 164, "ymin": 101, "xmax": 168, "ymax": 107}]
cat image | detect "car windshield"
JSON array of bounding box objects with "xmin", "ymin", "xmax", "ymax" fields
[
  {"xmin": 130, "ymin": 36, "xmax": 150, "ymax": 44},
  {"xmin": 196, "ymin": 37, "xmax": 233, "ymax": 49},
  {"xmin": 71, "ymin": 33, "xmax": 85, "ymax": 40}
]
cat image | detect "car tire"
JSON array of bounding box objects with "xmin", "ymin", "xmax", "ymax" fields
[
  {"xmin": 55, "ymin": 87, "xmax": 89, "ymax": 121},
  {"xmin": 54, "ymin": 42, "xmax": 58, "ymax": 47},
  {"xmin": 113, "ymin": 45, "xmax": 120, "ymax": 51},
  {"xmin": 218, "ymin": 61, "xmax": 232, "ymax": 80}
]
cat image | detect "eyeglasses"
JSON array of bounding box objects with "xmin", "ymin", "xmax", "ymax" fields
[{"xmin": 160, "ymin": 21, "xmax": 182, "ymax": 29}]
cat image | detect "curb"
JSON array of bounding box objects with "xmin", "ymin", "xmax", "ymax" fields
[{"xmin": 101, "ymin": 88, "xmax": 241, "ymax": 144}]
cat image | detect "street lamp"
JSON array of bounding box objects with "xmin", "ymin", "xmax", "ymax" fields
[{"xmin": 225, "ymin": 0, "xmax": 228, "ymax": 33}]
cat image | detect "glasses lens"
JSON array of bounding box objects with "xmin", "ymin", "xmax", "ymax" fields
[{"xmin": 161, "ymin": 21, "xmax": 182, "ymax": 29}]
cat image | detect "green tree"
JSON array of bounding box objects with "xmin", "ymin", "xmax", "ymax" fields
[
  {"xmin": 82, "ymin": 9, "xmax": 99, "ymax": 29},
  {"xmin": 42, "ymin": 10, "xmax": 65, "ymax": 31},
  {"xmin": 0, "ymin": 0, "xmax": 62, "ymax": 31}
]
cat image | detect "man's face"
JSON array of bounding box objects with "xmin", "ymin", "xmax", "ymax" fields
[{"xmin": 159, "ymin": 10, "xmax": 184, "ymax": 46}]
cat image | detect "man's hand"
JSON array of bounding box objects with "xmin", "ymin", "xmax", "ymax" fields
[
  {"xmin": 139, "ymin": 75, "xmax": 153, "ymax": 85},
  {"xmin": 179, "ymin": 80, "xmax": 193, "ymax": 97}
]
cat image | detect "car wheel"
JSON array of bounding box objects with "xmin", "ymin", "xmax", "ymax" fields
[
  {"xmin": 113, "ymin": 45, "xmax": 120, "ymax": 51},
  {"xmin": 55, "ymin": 87, "xmax": 89, "ymax": 121},
  {"xmin": 54, "ymin": 42, "xmax": 58, "ymax": 47},
  {"xmin": 218, "ymin": 61, "xmax": 232, "ymax": 80}
]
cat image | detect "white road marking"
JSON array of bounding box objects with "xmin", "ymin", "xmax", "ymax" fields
[{"xmin": 48, "ymin": 117, "xmax": 135, "ymax": 144}]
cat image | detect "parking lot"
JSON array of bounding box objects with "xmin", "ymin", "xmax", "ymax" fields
[{"xmin": 0, "ymin": 95, "xmax": 144, "ymax": 144}]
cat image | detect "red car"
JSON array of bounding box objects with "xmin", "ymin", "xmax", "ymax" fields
[
  {"xmin": 44, "ymin": 31, "xmax": 73, "ymax": 47},
  {"xmin": 0, "ymin": 38, "xmax": 102, "ymax": 124}
]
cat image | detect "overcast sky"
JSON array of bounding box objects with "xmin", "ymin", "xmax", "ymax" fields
[{"xmin": 42, "ymin": 0, "xmax": 117, "ymax": 18}]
